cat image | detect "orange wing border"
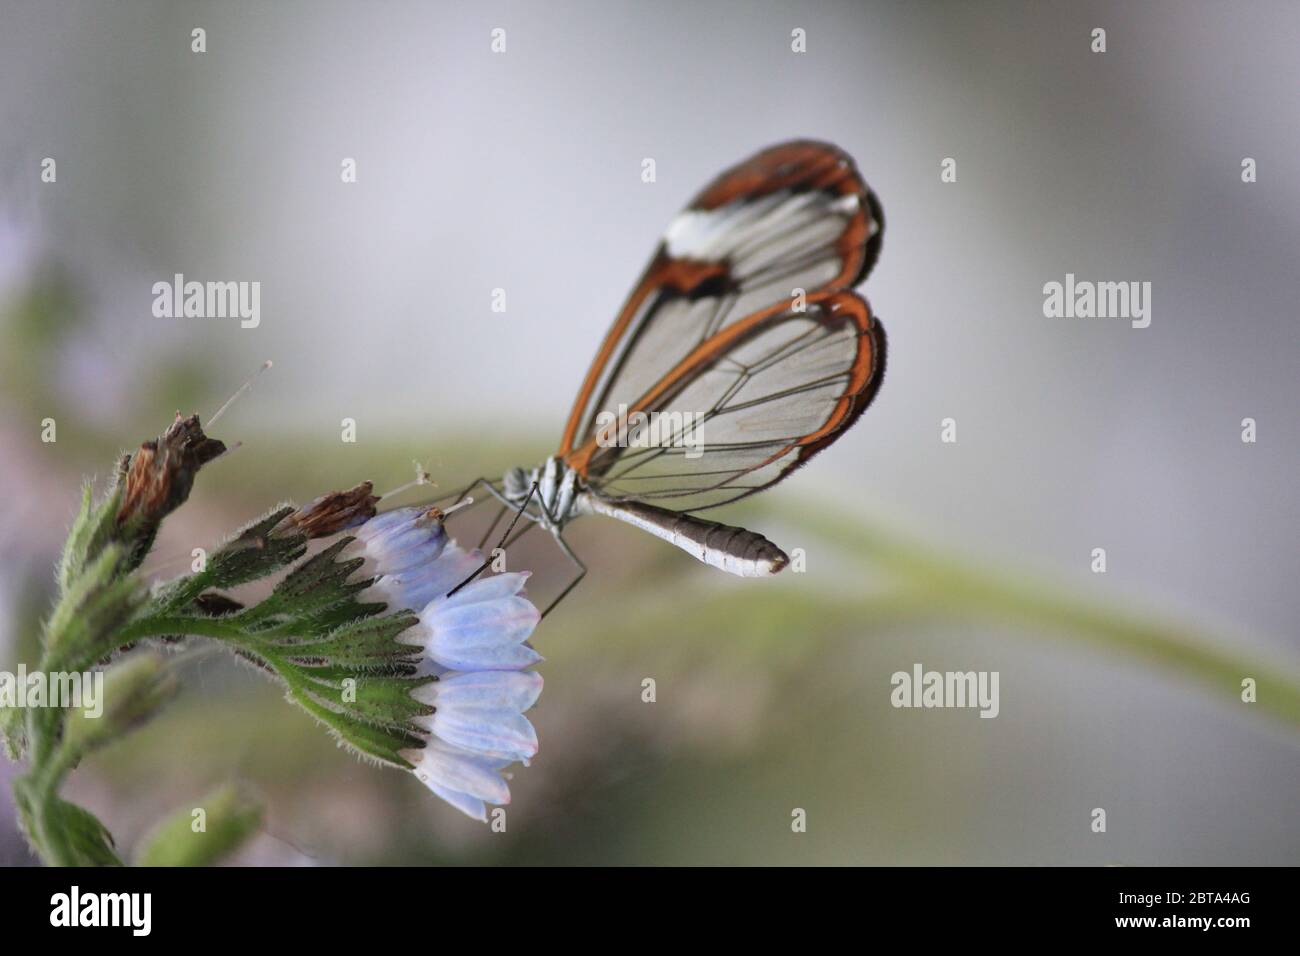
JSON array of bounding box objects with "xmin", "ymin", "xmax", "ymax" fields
[
  {"xmin": 557, "ymin": 141, "xmax": 884, "ymax": 460},
  {"xmin": 566, "ymin": 289, "xmax": 886, "ymax": 504},
  {"xmin": 556, "ymin": 141, "xmax": 883, "ymax": 509}
]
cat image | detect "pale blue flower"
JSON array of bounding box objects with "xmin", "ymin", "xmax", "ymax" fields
[
  {"xmin": 399, "ymin": 740, "xmax": 515, "ymax": 822},
  {"xmin": 400, "ymin": 572, "xmax": 542, "ymax": 672},
  {"xmin": 368, "ymin": 542, "xmax": 485, "ymax": 615},
  {"xmin": 411, "ymin": 669, "xmax": 543, "ymax": 761},
  {"xmin": 344, "ymin": 506, "xmax": 483, "ymax": 614},
  {"xmin": 343, "ymin": 506, "xmax": 544, "ymax": 821},
  {"xmin": 347, "ymin": 506, "xmax": 450, "ymax": 578}
]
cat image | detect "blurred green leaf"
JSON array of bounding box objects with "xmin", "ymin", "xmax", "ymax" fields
[
  {"xmin": 13, "ymin": 789, "xmax": 123, "ymax": 867},
  {"xmin": 135, "ymin": 784, "xmax": 263, "ymax": 867},
  {"xmin": 789, "ymin": 502, "xmax": 1300, "ymax": 730}
]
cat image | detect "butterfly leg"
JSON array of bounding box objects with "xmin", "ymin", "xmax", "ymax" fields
[
  {"xmin": 433, "ymin": 478, "xmax": 586, "ymax": 616},
  {"xmin": 446, "ymin": 482, "xmax": 540, "ymax": 598},
  {"xmin": 539, "ymin": 530, "xmax": 587, "ymax": 620},
  {"xmin": 485, "ymin": 489, "xmax": 585, "ymax": 619},
  {"xmin": 476, "ymin": 503, "xmax": 509, "ymax": 550},
  {"xmin": 430, "ymin": 477, "xmax": 528, "ymax": 549}
]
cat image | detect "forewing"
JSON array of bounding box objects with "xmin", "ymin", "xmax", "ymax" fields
[{"xmin": 558, "ymin": 141, "xmax": 885, "ymax": 511}]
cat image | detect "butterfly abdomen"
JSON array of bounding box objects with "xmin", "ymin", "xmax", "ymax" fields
[{"xmin": 581, "ymin": 495, "xmax": 787, "ymax": 577}]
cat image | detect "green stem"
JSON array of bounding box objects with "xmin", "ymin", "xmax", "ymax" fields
[
  {"xmin": 790, "ymin": 504, "xmax": 1300, "ymax": 729},
  {"xmin": 16, "ymin": 611, "xmax": 259, "ymax": 864},
  {"xmin": 28, "ymin": 746, "xmax": 82, "ymax": 865},
  {"xmin": 18, "ymin": 680, "xmax": 86, "ymax": 865},
  {"xmin": 117, "ymin": 614, "xmax": 259, "ymax": 645}
]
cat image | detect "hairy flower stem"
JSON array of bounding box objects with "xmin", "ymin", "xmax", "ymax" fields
[
  {"xmin": 15, "ymin": 601, "xmax": 270, "ymax": 864},
  {"xmin": 16, "ymin": 688, "xmax": 80, "ymax": 864},
  {"xmin": 19, "ymin": 739, "xmax": 80, "ymax": 865}
]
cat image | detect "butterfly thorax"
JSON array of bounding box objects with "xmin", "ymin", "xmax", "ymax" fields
[{"xmin": 504, "ymin": 456, "xmax": 582, "ymax": 531}]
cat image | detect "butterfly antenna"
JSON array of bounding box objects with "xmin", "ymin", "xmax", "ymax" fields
[{"xmin": 445, "ymin": 481, "xmax": 538, "ymax": 599}]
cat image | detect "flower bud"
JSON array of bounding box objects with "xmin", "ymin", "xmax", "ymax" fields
[
  {"xmin": 63, "ymin": 651, "xmax": 177, "ymax": 756},
  {"xmin": 134, "ymin": 783, "xmax": 264, "ymax": 867},
  {"xmin": 115, "ymin": 413, "xmax": 225, "ymax": 566},
  {"xmin": 283, "ymin": 481, "xmax": 380, "ymax": 539}
]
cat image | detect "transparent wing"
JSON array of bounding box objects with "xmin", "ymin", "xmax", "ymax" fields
[
  {"xmin": 557, "ymin": 141, "xmax": 886, "ymax": 512},
  {"xmin": 576, "ymin": 290, "xmax": 884, "ymax": 511}
]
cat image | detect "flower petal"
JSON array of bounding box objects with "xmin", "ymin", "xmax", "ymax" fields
[
  {"xmin": 352, "ymin": 508, "xmax": 411, "ymax": 540},
  {"xmin": 420, "ymin": 670, "xmax": 544, "ymax": 712},
  {"xmin": 378, "ymin": 543, "xmax": 484, "ymax": 611},
  {"xmin": 424, "ymin": 708, "xmax": 538, "ymax": 761},
  {"xmin": 436, "ymin": 571, "xmax": 531, "ymax": 609},
  {"xmin": 424, "ymin": 598, "xmax": 542, "ymax": 670},
  {"xmin": 404, "ymin": 741, "xmax": 511, "ymax": 805}
]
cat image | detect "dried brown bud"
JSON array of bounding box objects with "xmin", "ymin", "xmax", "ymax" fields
[
  {"xmin": 284, "ymin": 481, "xmax": 380, "ymax": 539},
  {"xmin": 116, "ymin": 413, "xmax": 226, "ymax": 554}
]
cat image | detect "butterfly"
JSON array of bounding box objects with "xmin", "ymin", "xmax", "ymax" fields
[{"xmin": 444, "ymin": 141, "xmax": 886, "ymax": 616}]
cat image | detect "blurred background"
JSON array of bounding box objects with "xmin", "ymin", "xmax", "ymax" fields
[{"xmin": 1, "ymin": 0, "xmax": 1297, "ymax": 864}]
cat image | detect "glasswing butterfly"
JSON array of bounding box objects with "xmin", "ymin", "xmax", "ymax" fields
[{"xmin": 441, "ymin": 140, "xmax": 886, "ymax": 616}]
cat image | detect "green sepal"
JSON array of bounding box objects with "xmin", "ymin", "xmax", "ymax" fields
[
  {"xmin": 244, "ymin": 538, "xmax": 370, "ymax": 622},
  {"xmin": 280, "ymin": 598, "xmax": 388, "ymax": 639},
  {"xmin": 47, "ymin": 798, "xmax": 123, "ymax": 866},
  {"xmin": 291, "ymin": 668, "xmax": 433, "ymax": 727},
  {"xmin": 56, "ymin": 483, "xmax": 96, "ymax": 594},
  {"xmin": 122, "ymin": 510, "xmax": 435, "ymax": 771},
  {"xmin": 288, "ymin": 685, "xmax": 425, "ymax": 767},
  {"xmin": 270, "ymin": 612, "xmax": 422, "ymax": 669},
  {"xmin": 43, "ymin": 543, "xmax": 145, "ymax": 665},
  {"xmin": 153, "ymin": 505, "xmax": 306, "ymax": 613},
  {"xmin": 13, "ymin": 785, "xmax": 123, "ymax": 867},
  {"xmin": 56, "ymin": 478, "xmax": 125, "ymax": 596}
]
